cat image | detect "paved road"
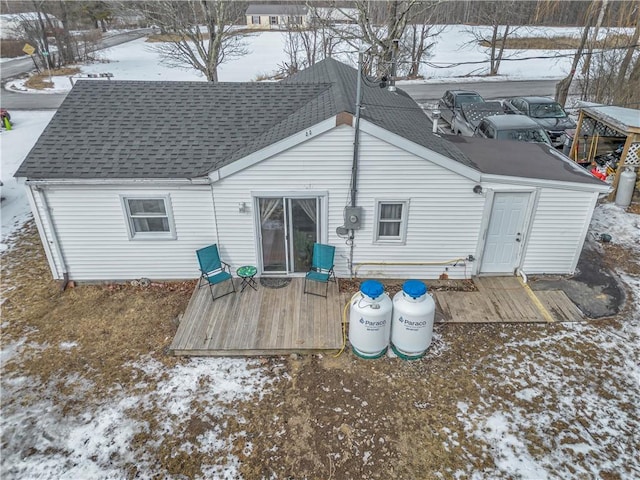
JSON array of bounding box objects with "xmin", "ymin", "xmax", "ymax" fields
[
  {"xmin": 399, "ymin": 79, "xmax": 567, "ymax": 103},
  {"xmin": 3, "ymin": 42, "xmax": 571, "ymax": 111},
  {"xmin": 3, "ymin": 77, "xmax": 572, "ymax": 111},
  {"xmin": 1, "ymin": 29, "xmax": 152, "ymax": 110}
]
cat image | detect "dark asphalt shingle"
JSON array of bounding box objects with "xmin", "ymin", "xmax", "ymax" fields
[
  {"xmin": 17, "ymin": 58, "xmax": 475, "ymax": 180},
  {"xmin": 16, "ymin": 81, "xmax": 331, "ymax": 178}
]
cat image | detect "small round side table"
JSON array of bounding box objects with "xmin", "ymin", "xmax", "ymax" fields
[{"xmin": 237, "ymin": 265, "xmax": 258, "ymax": 292}]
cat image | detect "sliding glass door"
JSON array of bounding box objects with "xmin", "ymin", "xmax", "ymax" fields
[{"xmin": 258, "ymin": 196, "xmax": 320, "ymax": 274}]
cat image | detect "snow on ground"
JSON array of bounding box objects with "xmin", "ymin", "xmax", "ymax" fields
[
  {"xmin": 1, "ymin": 356, "xmax": 271, "ymax": 479},
  {"xmin": 448, "ymin": 207, "xmax": 640, "ymax": 479},
  {"xmin": 0, "ymin": 110, "xmax": 56, "ymax": 251},
  {"xmin": 4, "ymin": 25, "xmax": 598, "ymax": 96},
  {"xmin": 453, "ymin": 307, "xmax": 640, "ymax": 478},
  {"xmin": 588, "ymin": 202, "xmax": 640, "ymax": 251},
  {"xmin": 2, "ymin": 24, "xmax": 639, "ymax": 478}
]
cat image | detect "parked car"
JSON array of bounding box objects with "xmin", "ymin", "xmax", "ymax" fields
[
  {"xmin": 452, "ymin": 101, "xmax": 504, "ymax": 136},
  {"xmin": 473, "ymin": 115, "xmax": 553, "ymax": 145},
  {"xmin": 437, "ymin": 90, "xmax": 484, "ymax": 128},
  {"xmin": 502, "ymin": 96, "xmax": 576, "ymax": 147}
]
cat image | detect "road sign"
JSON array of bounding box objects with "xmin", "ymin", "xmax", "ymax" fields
[{"xmin": 22, "ymin": 43, "xmax": 35, "ymax": 56}]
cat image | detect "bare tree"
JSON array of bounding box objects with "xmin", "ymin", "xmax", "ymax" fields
[
  {"xmin": 279, "ymin": 5, "xmax": 343, "ymax": 76},
  {"xmin": 139, "ymin": 1, "xmax": 250, "ymax": 82},
  {"xmin": 614, "ymin": 1, "xmax": 640, "ymax": 101},
  {"xmin": 400, "ymin": 7, "xmax": 444, "ymax": 78},
  {"xmin": 463, "ymin": 1, "xmax": 525, "ymax": 76},
  {"xmin": 328, "ymin": 1, "xmax": 419, "ymax": 78},
  {"xmin": 82, "ymin": 1, "xmax": 113, "ymax": 32}
]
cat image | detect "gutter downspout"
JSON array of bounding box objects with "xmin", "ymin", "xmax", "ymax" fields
[
  {"xmin": 38, "ymin": 186, "xmax": 69, "ymax": 289},
  {"xmin": 348, "ymin": 48, "xmax": 365, "ymax": 278}
]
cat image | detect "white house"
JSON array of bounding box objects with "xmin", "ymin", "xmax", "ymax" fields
[
  {"xmin": 245, "ymin": 4, "xmax": 308, "ymax": 29},
  {"xmin": 15, "ymin": 59, "xmax": 610, "ymax": 284}
]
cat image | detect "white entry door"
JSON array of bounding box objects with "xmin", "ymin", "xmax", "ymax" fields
[{"xmin": 480, "ymin": 192, "xmax": 530, "ymax": 274}]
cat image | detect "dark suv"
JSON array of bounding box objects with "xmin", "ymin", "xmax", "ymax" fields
[
  {"xmin": 437, "ymin": 90, "xmax": 484, "ymax": 128},
  {"xmin": 474, "ymin": 115, "xmax": 552, "ymax": 145},
  {"xmin": 502, "ymin": 96, "xmax": 576, "ymax": 147}
]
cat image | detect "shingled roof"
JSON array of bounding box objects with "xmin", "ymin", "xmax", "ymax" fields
[{"xmin": 16, "ymin": 58, "xmax": 472, "ymax": 180}]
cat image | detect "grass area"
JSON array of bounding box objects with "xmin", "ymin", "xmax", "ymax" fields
[
  {"xmin": 25, "ymin": 67, "xmax": 81, "ymax": 90},
  {"xmin": 1, "ymin": 212, "xmax": 639, "ymax": 478}
]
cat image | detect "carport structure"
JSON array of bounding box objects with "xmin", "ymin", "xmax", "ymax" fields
[{"xmin": 570, "ymin": 104, "xmax": 640, "ymax": 199}]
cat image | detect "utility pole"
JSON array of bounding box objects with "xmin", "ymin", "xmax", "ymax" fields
[
  {"xmin": 350, "ymin": 46, "xmax": 365, "ymax": 208},
  {"xmin": 388, "ymin": 38, "xmax": 399, "ymax": 92},
  {"xmin": 348, "ymin": 45, "xmax": 367, "ymax": 278}
]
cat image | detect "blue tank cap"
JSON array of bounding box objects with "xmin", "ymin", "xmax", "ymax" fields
[
  {"xmin": 360, "ymin": 280, "xmax": 384, "ymax": 299},
  {"xmin": 403, "ymin": 280, "xmax": 427, "ymax": 299}
]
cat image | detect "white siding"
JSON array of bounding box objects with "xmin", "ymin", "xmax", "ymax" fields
[
  {"xmin": 212, "ymin": 125, "xmax": 486, "ymax": 279},
  {"xmin": 36, "ymin": 125, "xmax": 600, "ymax": 282},
  {"xmin": 42, "ymin": 184, "xmax": 216, "ymax": 281},
  {"xmin": 522, "ymin": 188, "xmax": 598, "ymax": 274}
]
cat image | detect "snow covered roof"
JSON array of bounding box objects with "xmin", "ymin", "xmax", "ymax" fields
[
  {"xmin": 245, "ymin": 4, "xmax": 307, "ymax": 15},
  {"xmin": 581, "ymin": 105, "xmax": 640, "ymax": 132}
]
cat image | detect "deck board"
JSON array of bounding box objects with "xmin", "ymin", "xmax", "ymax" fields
[
  {"xmin": 535, "ymin": 290, "xmax": 584, "ymax": 322},
  {"xmin": 172, "ymin": 276, "xmax": 585, "ymax": 355},
  {"xmin": 433, "ymin": 276, "xmax": 581, "ymax": 323},
  {"xmin": 171, "ymin": 278, "xmax": 343, "ymax": 356}
]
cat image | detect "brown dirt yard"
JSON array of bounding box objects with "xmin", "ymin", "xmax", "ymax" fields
[{"xmin": 1, "ymin": 203, "xmax": 639, "ymax": 479}]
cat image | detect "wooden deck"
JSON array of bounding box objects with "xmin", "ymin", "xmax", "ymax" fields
[
  {"xmin": 170, "ymin": 278, "xmax": 343, "ymax": 356},
  {"xmin": 433, "ymin": 276, "xmax": 584, "ymax": 323},
  {"xmin": 171, "ymin": 275, "xmax": 584, "ymax": 356}
]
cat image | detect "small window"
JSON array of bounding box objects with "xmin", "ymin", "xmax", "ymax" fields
[
  {"xmin": 269, "ymin": 16, "xmax": 278, "ymax": 25},
  {"xmin": 375, "ymin": 200, "xmax": 408, "ymax": 243},
  {"xmin": 122, "ymin": 195, "xmax": 176, "ymax": 240},
  {"xmin": 251, "ymin": 15, "xmax": 260, "ymax": 24}
]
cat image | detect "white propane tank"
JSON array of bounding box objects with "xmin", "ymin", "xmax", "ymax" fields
[
  {"xmin": 349, "ymin": 280, "xmax": 392, "ymax": 359},
  {"xmin": 390, "ymin": 280, "xmax": 436, "ymax": 360},
  {"xmin": 615, "ymin": 167, "xmax": 637, "ymax": 208}
]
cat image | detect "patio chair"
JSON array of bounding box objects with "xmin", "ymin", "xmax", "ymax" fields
[
  {"xmin": 304, "ymin": 243, "xmax": 336, "ymax": 298},
  {"xmin": 196, "ymin": 244, "xmax": 236, "ymax": 301}
]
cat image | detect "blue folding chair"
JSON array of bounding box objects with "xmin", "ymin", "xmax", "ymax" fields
[
  {"xmin": 304, "ymin": 243, "xmax": 336, "ymax": 297},
  {"xmin": 196, "ymin": 244, "xmax": 236, "ymax": 301}
]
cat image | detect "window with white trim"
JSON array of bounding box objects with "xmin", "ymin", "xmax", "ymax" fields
[
  {"xmin": 269, "ymin": 15, "xmax": 278, "ymax": 25},
  {"xmin": 375, "ymin": 200, "xmax": 408, "ymax": 243},
  {"xmin": 122, "ymin": 196, "xmax": 176, "ymax": 240},
  {"xmin": 251, "ymin": 15, "xmax": 260, "ymax": 24}
]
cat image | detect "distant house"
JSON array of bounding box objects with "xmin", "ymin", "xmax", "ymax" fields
[
  {"xmin": 15, "ymin": 59, "xmax": 609, "ymax": 283},
  {"xmin": 0, "ymin": 12, "xmax": 62, "ymax": 39},
  {"xmin": 245, "ymin": 4, "xmax": 308, "ymax": 29}
]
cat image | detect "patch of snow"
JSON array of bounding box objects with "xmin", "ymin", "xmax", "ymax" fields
[
  {"xmin": 0, "ymin": 356, "xmax": 271, "ymax": 478},
  {"xmin": 59, "ymin": 341, "xmax": 78, "ymax": 350},
  {"xmin": 514, "ymin": 387, "xmax": 540, "ymax": 402},
  {"xmin": 0, "ymin": 337, "xmax": 26, "ymax": 364},
  {"xmin": 6, "ymin": 25, "xmax": 621, "ymax": 97},
  {"xmin": 588, "ymin": 202, "xmax": 640, "ymax": 251},
  {"xmin": 0, "ymin": 110, "xmax": 56, "ymax": 249}
]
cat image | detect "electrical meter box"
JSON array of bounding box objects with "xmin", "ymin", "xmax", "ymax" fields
[{"xmin": 344, "ymin": 207, "xmax": 363, "ymax": 230}]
